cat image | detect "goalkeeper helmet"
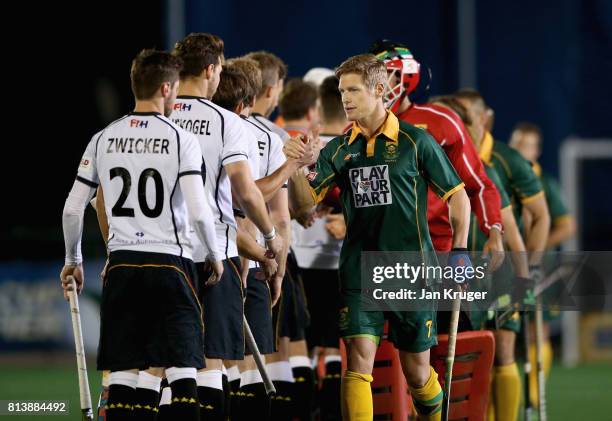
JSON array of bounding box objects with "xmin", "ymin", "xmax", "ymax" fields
[{"xmin": 370, "ymin": 40, "xmax": 421, "ymax": 113}]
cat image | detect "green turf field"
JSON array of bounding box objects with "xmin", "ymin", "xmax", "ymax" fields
[
  {"xmin": 0, "ymin": 362, "xmax": 610, "ymax": 419},
  {"xmin": 525, "ymin": 362, "xmax": 612, "ymax": 420},
  {"xmin": 0, "ymin": 364, "xmax": 102, "ymax": 420}
]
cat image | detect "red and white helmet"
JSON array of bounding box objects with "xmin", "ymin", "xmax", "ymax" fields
[{"xmin": 373, "ymin": 45, "xmax": 421, "ymax": 113}]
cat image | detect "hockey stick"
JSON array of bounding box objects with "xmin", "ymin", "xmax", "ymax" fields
[
  {"xmin": 522, "ymin": 311, "xmax": 533, "ymax": 421},
  {"xmin": 534, "ymin": 299, "xmax": 547, "ymax": 420},
  {"xmin": 67, "ymin": 276, "xmax": 94, "ymax": 421},
  {"xmin": 243, "ymin": 315, "xmax": 276, "ymax": 396},
  {"xmin": 493, "ymin": 264, "xmax": 575, "ymax": 326},
  {"xmin": 442, "ymin": 285, "xmax": 461, "ymax": 421}
]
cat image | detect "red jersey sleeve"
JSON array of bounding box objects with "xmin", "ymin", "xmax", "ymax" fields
[{"xmin": 425, "ymin": 104, "xmax": 503, "ymax": 236}]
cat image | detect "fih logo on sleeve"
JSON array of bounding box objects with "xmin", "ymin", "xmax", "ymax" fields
[
  {"xmin": 79, "ymin": 156, "xmax": 92, "ymax": 173},
  {"xmin": 349, "ymin": 165, "xmax": 392, "ymax": 208}
]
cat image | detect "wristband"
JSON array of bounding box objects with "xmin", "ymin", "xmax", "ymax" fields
[{"xmin": 263, "ymin": 227, "xmax": 276, "ymax": 241}]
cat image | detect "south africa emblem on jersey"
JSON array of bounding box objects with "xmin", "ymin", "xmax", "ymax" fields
[{"xmin": 384, "ymin": 142, "xmax": 399, "ymax": 161}]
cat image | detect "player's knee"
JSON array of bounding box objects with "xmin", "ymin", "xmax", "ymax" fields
[
  {"xmin": 238, "ymin": 355, "xmax": 259, "ymax": 371},
  {"xmin": 144, "ymin": 367, "xmax": 164, "ymax": 377},
  {"xmin": 403, "ymin": 363, "xmax": 431, "ymax": 388},
  {"xmin": 399, "ymin": 351, "xmax": 431, "ymax": 388},
  {"xmin": 276, "ymin": 336, "xmax": 291, "ymax": 359},
  {"xmin": 204, "ymin": 358, "xmax": 224, "ymax": 370},
  {"xmin": 289, "ymin": 339, "xmax": 308, "ymax": 356},
  {"xmin": 345, "ymin": 339, "xmax": 376, "ymax": 374},
  {"xmin": 323, "ymin": 347, "xmax": 341, "ymax": 356}
]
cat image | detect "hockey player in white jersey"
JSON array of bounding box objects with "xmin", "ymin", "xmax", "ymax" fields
[
  {"xmin": 292, "ymin": 75, "xmax": 346, "ymax": 420},
  {"xmin": 60, "ymin": 49, "xmax": 222, "ymax": 421},
  {"xmin": 245, "ymin": 51, "xmax": 290, "ymax": 142},
  {"xmin": 171, "ymin": 33, "xmax": 285, "ymax": 420},
  {"xmin": 215, "ymin": 57, "xmax": 298, "ymax": 420}
]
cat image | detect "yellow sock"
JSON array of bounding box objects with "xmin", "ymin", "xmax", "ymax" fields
[
  {"xmin": 410, "ymin": 366, "xmax": 443, "ymax": 421},
  {"xmin": 529, "ymin": 340, "xmax": 553, "ymax": 407},
  {"xmin": 493, "ymin": 363, "xmax": 520, "ymax": 421},
  {"xmin": 341, "ymin": 371, "xmax": 373, "ymax": 420},
  {"xmin": 487, "ymin": 369, "xmax": 495, "ymax": 421}
]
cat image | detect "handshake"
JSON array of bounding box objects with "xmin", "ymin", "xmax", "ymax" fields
[{"xmin": 283, "ymin": 128, "xmax": 322, "ymax": 168}]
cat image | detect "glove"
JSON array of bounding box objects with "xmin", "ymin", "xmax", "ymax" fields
[
  {"xmin": 448, "ymin": 248, "xmax": 473, "ymax": 284},
  {"xmin": 529, "ymin": 264, "xmax": 543, "ymax": 283},
  {"xmin": 512, "ymin": 276, "xmax": 536, "ymax": 309}
]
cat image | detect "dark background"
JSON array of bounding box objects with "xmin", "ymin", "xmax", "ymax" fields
[{"xmin": 4, "ymin": 0, "xmax": 611, "ymax": 260}]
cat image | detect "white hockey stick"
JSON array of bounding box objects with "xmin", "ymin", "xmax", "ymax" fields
[{"xmin": 67, "ymin": 276, "xmax": 94, "ymax": 421}]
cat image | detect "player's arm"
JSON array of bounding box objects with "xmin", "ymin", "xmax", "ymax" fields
[
  {"xmin": 283, "ymin": 134, "xmax": 323, "ymax": 224},
  {"xmin": 448, "ymin": 189, "xmax": 470, "ymax": 248},
  {"xmin": 179, "ymin": 133, "xmax": 224, "ymax": 281},
  {"xmin": 506, "ymin": 152, "xmax": 550, "ymax": 265},
  {"xmin": 236, "ymin": 218, "xmax": 275, "ymax": 264},
  {"xmin": 420, "ymin": 132, "xmax": 471, "ymax": 248},
  {"xmin": 289, "ymin": 171, "xmax": 317, "ymax": 227},
  {"xmin": 224, "ymin": 117, "xmax": 284, "ymax": 257},
  {"xmin": 255, "ymin": 161, "xmax": 298, "ymax": 201},
  {"xmin": 268, "ymin": 186, "xmax": 290, "ymax": 306},
  {"xmin": 180, "ymin": 174, "xmax": 224, "ymax": 283},
  {"xmin": 61, "ymin": 180, "xmax": 96, "ymax": 299},
  {"xmin": 236, "ymin": 215, "xmax": 257, "ymax": 259},
  {"xmin": 500, "ymin": 204, "xmax": 533, "ymax": 307},
  {"xmin": 478, "ymin": 165, "xmax": 508, "ymax": 269},
  {"xmin": 459, "ymin": 140, "xmax": 505, "ymax": 261},
  {"xmin": 95, "ymin": 186, "xmax": 109, "ymax": 247},
  {"xmin": 92, "ymin": 186, "xmax": 111, "ymax": 280},
  {"xmin": 543, "ymin": 177, "xmax": 576, "ymax": 248},
  {"xmin": 286, "ymin": 136, "xmax": 336, "ymax": 227},
  {"xmin": 235, "ymin": 216, "xmax": 278, "ymax": 287},
  {"xmin": 501, "ymin": 206, "xmax": 529, "ymax": 277},
  {"xmin": 522, "ymin": 195, "xmax": 550, "ymax": 265},
  {"xmin": 255, "ymin": 134, "xmax": 317, "ymax": 201},
  {"xmin": 438, "ymin": 108, "xmax": 504, "ymax": 237},
  {"xmin": 547, "ymin": 215, "xmax": 576, "ymax": 249},
  {"xmin": 304, "ymin": 138, "xmax": 339, "ymax": 207},
  {"xmin": 236, "ymin": 217, "xmax": 253, "ymax": 283},
  {"xmin": 60, "ymin": 139, "xmax": 100, "ymax": 299},
  {"xmin": 226, "ymin": 160, "xmax": 283, "ymax": 258}
]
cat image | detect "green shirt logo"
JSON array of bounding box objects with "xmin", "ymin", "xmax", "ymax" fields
[
  {"xmin": 384, "ymin": 142, "xmax": 399, "ymax": 161},
  {"xmin": 349, "ymin": 165, "xmax": 392, "ymax": 208}
]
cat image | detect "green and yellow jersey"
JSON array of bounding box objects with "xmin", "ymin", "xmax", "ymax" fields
[
  {"xmin": 308, "ymin": 111, "xmax": 464, "ymax": 290},
  {"xmin": 465, "ymin": 133, "xmax": 541, "ymax": 332},
  {"xmin": 483, "ymin": 132, "xmax": 544, "ymax": 226}
]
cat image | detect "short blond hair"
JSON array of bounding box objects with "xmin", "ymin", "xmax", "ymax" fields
[{"xmin": 335, "ymin": 54, "xmax": 386, "ymax": 90}]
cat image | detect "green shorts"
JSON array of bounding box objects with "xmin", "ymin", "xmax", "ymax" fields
[
  {"xmin": 481, "ymin": 310, "xmax": 521, "ymax": 333},
  {"xmin": 339, "ymin": 290, "xmax": 437, "ymax": 353},
  {"xmin": 544, "ymin": 308, "xmax": 561, "ymax": 321}
]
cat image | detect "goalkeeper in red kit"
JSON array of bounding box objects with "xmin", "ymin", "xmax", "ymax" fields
[{"xmin": 370, "ymin": 40, "xmax": 504, "ymax": 269}]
